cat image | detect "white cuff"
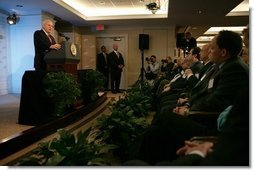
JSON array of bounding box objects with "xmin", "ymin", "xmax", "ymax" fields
[
  {"xmin": 187, "ymin": 150, "xmax": 206, "ymax": 158},
  {"xmin": 187, "ymin": 74, "xmax": 194, "ymax": 79}
]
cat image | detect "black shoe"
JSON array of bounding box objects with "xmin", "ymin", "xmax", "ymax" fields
[
  {"xmin": 112, "ymin": 90, "xmax": 117, "ymax": 94},
  {"xmin": 116, "ymin": 90, "xmax": 123, "ymax": 93}
]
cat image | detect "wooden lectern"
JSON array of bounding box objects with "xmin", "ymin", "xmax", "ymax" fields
[{"xmin": 44, "ymin": 41, "xmax": 80, "ymax": 75}]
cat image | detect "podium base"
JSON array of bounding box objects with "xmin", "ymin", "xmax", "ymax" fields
[{"xmin": 47, "ymin": 63, "xmax": 77, "ymax": 75}]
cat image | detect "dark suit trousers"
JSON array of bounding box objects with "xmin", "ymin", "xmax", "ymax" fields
[
  {"xmin": 111, "ymin": 71, "xmax": 121, "ymax": 91},
  {"xmin": 100, "ymin": 70, "xmax": 109, "ymax": 90},
  {"xmin": 138, "ymin": 111, "xmax": 217, "ymax": 165}
]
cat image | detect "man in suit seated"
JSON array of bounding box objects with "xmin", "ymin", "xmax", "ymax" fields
[
  {"xmin": 160, "ymin": 47, "xmax": 203, "ymax": 95},
  {"xmin": 125, "ymin": 86, "xmax": 249, "ymax": 166},
  {"xmin": 145, "ymin": 55, "xmax": 161, "ymax": 81},
  {"xmin": 155, "ymin": 47, "xmax": 203, "ymax": 114},
  {"xmin": 174, "ymin": 30, "xmax": 248, "ymax": 114},
  {"xmin": 198, "ymin": 43, "xmax": 213, "ymax": 78},
  {"xmin": 172, "ymin": 43, "xmax": 213, "ymax": 113},
  {"xmin": 137, "ymin": 30, "xmax": 249, "ymax": 164}
]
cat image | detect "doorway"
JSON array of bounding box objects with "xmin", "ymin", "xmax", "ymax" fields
[{"xmin": 96, "ymin": 35, "xmax": 128, "ymax": 90}]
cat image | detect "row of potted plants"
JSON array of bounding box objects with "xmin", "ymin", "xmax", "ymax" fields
[
  {"xmin": 42, "ymin": 70, "xmax": 105, "ymax": 117},
  {"xmin": 16, "ymin": 79, "xmax": 153, "ymax": 166}
]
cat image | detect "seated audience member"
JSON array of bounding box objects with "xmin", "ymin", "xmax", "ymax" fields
[
  {"xmin": 161, "ymin": 47, "xmax": 203, "ymax": 94},
  {"xmin": 240, "ymin": 27, "xmax": 249, "ymax": 65},
  {"xmin": 161, "ymin": 56, "xmax": 175, "ymax": 74},
  {"xmin": 198, "ymin": 43, "xmax": 213, "ymax": 78},
  {"xmin": 154, "ymin": 58, "xmax": 190, "ymax": 113},
  {"xmin": 176, "ymin": 43, "xmax": 213, "ymax": 108},
  {"xmin": 175, "ymin": 30, "xmax": 249, "ymax": 114},
  {"xmin": 149, "ymin": 57, "xmax": 183, "ymax": 109},
  {"xmin": 154, "ymin": 47, "xmax": 203, "ymax": 113},
  {"xmin": 240, "ymin": 47, "xmax": 249, "ymax": 65},
  {"xmin": 183, "ymin": 46, "xmax": 204, "ymax": 87},
  {"xmin": 145, "ymin": 55, "xmax": 160, "ymax": 80},
  {"xmin": 127, "ymin": 87, "xmax": 248, "ymax": 166},
  {"xmin": 125, "ymin": 87, "xmax": 249, "ymax": 166},
  {"xmin": 185, "ymin": 47, "xmax": 203, "ymax": 76},
  {"xmin": 158, "ymin": 58, "xmax": 187, "ymax": 94},
  {"xmin": 137, "ymin": 30, "xmax": 249, "ymax": 164},
  {"xmin": 155, "ymin": 57, "xmax": 184, "ymax": 96}
]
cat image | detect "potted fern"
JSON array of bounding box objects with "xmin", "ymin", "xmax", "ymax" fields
[
  {"xmin": 78, "ymin": 69, "xmax": 105, "ymax": 102},
  {"xmin": 16, "ymin": 129, "xmax": 112, "ymax": 166},
  {"xmin": 43, "ymin": 72, "xmax": 81, "ymax": 117}
]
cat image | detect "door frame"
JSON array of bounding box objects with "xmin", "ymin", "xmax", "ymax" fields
[{"xmin": 96, "ymin": 34, "xmax": 128, "ymax": 90}]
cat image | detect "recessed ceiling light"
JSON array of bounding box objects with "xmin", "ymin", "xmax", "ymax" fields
[
  {"xmin": 196, "ymin": 10, "xmax": 205, "ymax": 14},
  {"xmin": 227, "ymin": 0, "xmax": 249, "ymax": 16},
  {"xmin": 204, "ymin": 26, "xmax": 247, "ymax": 34}
]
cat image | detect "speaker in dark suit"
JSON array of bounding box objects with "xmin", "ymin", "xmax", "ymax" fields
[
  {"xmin": 33, "ymin": 19, "xmax": 61, "ymax": 71},
  {"xmin": 139, "ymin": 34, "xmax": 149, "ymax": 50}
]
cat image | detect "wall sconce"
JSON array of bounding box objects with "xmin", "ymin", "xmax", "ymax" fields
[{"xmin": 7, "ymin": 14, "xmax": 17, "ymax": 25}]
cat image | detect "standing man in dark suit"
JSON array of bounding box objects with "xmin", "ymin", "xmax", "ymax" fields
[
  {"xmin": 184, "ymin": 32, "xmax": 197, "ymax": 52},
  {"xmin": 108, "ymin": 44, "xmax": 124, "ymax": 93},
  {"xmin": 96, "ymin": 45, "xmax": 109, "ymax": 91},
  {"xmin": 33, "ymin": 19, "xmax": 61, "ymax": 71}
]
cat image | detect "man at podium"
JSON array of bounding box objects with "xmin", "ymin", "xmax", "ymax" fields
[{"xmin": 33, "ymin": 19, "xmax": 61, "ymax": 71}]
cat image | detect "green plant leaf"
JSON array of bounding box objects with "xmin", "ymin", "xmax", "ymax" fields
[{"xmin": 45, "ymin": 154, "xmax": 65, "ymax": 166}]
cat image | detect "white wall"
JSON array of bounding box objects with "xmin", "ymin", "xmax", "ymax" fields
[
  {"xmin": 8, "ymin": 15, "xmax": 42, "ymax": 93},
  {"xmin": 84, "ymin": 25, "xmax": 176, "ymax": 87},
  {"xmin": 0, "ymin": 13, "xmax": 8, "ymax": 95},
  {"xmin": 1, "ymin": 14, "xmax": 177, "ymax": 93}
]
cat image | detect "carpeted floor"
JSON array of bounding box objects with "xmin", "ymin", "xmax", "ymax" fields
[
  {"xmin": 0, "ymin": 91, "xmax": 124, "ymax": 141},
  {"xmin": 0, "ymin": 94, "xmax": 33, "ymax": 141}
]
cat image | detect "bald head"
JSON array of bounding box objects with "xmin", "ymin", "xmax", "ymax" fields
[
  {"xmin": 200, "ymin": 43, "xmax": 211, "ymax": 63},
  {"xmin": 113, "ymin": 44, "xmax": 118, "ymax": 51}
]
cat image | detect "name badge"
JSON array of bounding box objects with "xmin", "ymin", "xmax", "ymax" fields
[
  {"xmin": 195, "ymin": 73, "xmax": 199, "ymax": 79},
  {"xmin": 208, "ymin": 78, "xmax": 214, "ymax": 89}
]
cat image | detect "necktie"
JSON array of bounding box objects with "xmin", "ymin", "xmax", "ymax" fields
[
  {"xmin": 115, "ymin": 51, "xmax": 119, "ymax": 58},
  {"xmin": 170, "ymin": 73, "xmax": 181, "ymax": 84},
  {"xmin": 193, "ymin": 64, "xmax": 219, "ymax": 88},
  {"xmin": 47, "ymin": 34, "xmax": 52, "ymax": 44},
  {"xmin": 103, "ymin": 53, "xmax": 107, "ymax": 63}
]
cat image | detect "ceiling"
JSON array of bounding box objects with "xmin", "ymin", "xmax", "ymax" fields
[
  {"xmin": 52, "ymin": 0, "xmax": 169, "ymax": 20},
  {"xmin": 0, "ymin": 0, "xmax": 249, "ymax": 39}
]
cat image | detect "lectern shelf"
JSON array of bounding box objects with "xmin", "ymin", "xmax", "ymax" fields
[{"xmin": 44, "ymin": 41, "xmax": 80, "ymax": 64}]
